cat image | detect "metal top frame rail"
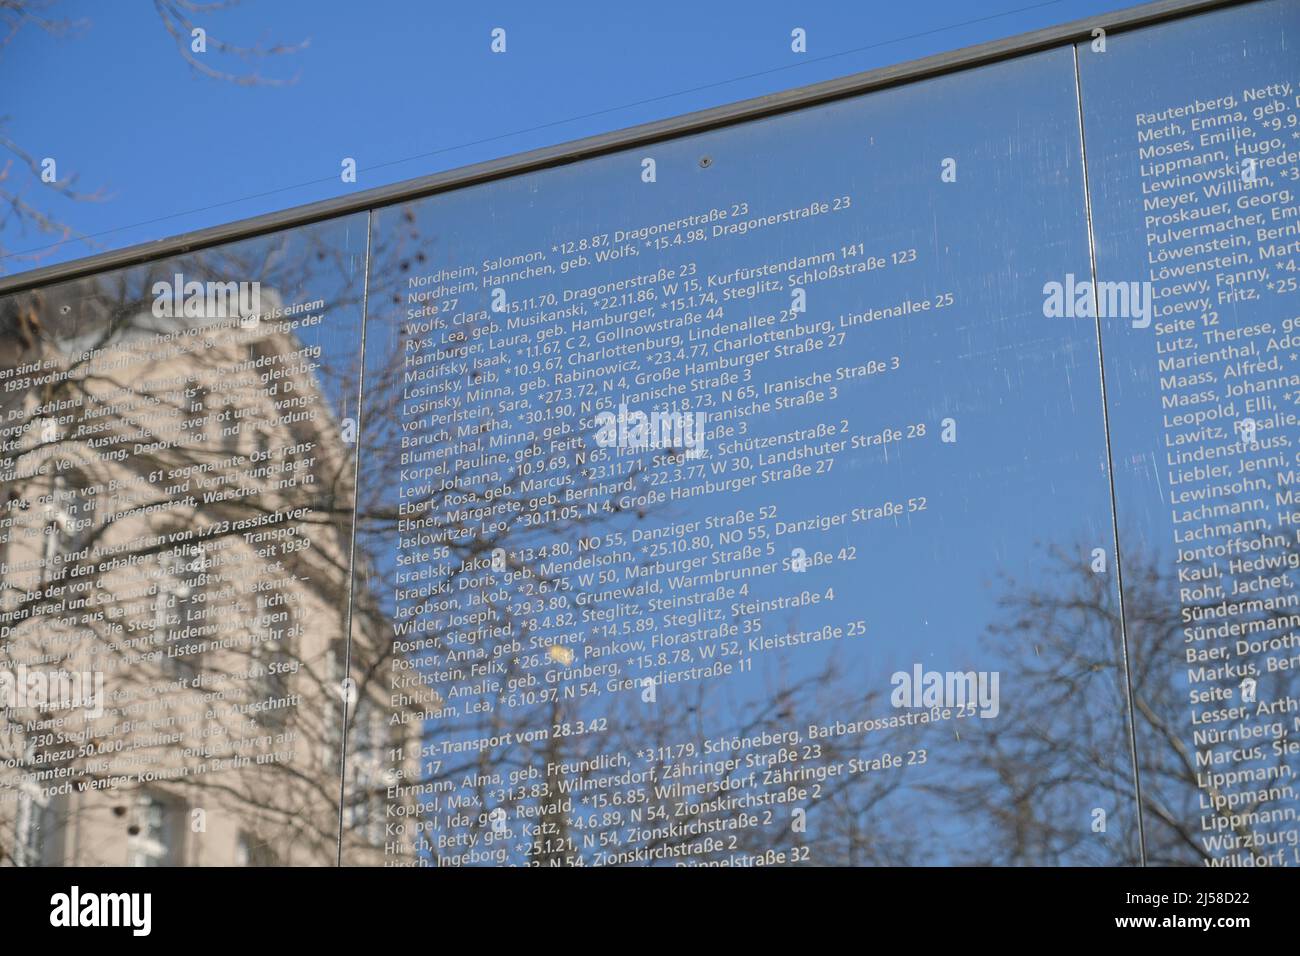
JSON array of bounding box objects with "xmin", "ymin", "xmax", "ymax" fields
[{"xmin": 0, "ymin": 0, "xmax": 1250, "ymax": 296}]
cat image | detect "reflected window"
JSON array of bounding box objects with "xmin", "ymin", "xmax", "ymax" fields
[
  {"xmin": 324, "ymin": 639, "xmax": 348, "ymax": 771},
  {"xmin": 344, "ymin": 698, "xmax": 388, "ymax": 846},
  {"xmin": 158, "ymin": 542, "xmax": 206, "ymax": 678},
  {"xmin": 221, "ymin": 402, "xmax": 240, "ymax": 454},
  {"xmin": 40, "ymin": 472, "xmax": 96, "ymax": 581},
  {"xmin": 327, "ymin": 638, "xmax": 388, "ymax": 844},
  {"xmin": 183, "ymin": 384, "xmax": 210, "ymax": 439},
  {"xmin": 235, "ymin": 831, "xmax": 280, "ymax": 867},
  {"xmin": 249, "ymin": 590, "xmax": 294, "ymax": 729},
  {"xmin": 129, "ymin": 793, "xmax": 183, "ymax": 867},
  {"xmin": 14, "ymin": 775, "xmax": 63, "ymax": 866}
]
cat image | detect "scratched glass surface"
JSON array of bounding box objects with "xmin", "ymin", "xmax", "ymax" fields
[
  {"xmin": 1080, "ymin": 0, "xmax": 1300, "ymax": 867},
  {"xmin": 347, "ymin": 46, "xmax": 1142, "ymax": 867},
  {"xmin": 0, "ymin": 216, "xmax": 368, "ymax": 866}
]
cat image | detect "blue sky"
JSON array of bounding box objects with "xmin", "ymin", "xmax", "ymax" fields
[{"xmin": 0, "ymin": 0, "xmax": 1136, "ymax": 276}]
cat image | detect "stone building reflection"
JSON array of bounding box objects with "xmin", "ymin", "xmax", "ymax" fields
[{"xmin": 0, "ymin": 231, "xmax": 401, "ymax": 866}]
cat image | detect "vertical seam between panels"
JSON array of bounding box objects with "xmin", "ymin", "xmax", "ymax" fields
[
  {"xmin": 336, "ymin": 210, "xmax": 375, "ymax": 866},
  {"xmin": 1073, "ymin": 43, "xmax": 1148, "ymax": 866}
]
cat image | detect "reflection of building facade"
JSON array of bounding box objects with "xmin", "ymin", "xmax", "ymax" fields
[
  {"xmin": 4, "ymin": 0, "xmax": 1293, "ymax": 870},
  {"xmin": 0, "ymin": 280, "xmax": 406, "ymax": 866}
]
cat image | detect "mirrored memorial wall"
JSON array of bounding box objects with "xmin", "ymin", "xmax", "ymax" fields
[
  {"xmin": 4, "ymin": 0, "xmax": 1296, "ymax": 870},
  {"xmin": 1079, "ymin": 0, "xmax": 1300, "ymax": 867},
  {"xmin": 0, "ymin": 215, "xmax": 370, "ymax": 865},
  {"xmin": 348, "ymin": 44, "xmax": 1143, "ymax": 867}
]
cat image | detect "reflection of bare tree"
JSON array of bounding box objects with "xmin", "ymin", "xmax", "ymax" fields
[
  {"xmin": 1, "ymin": 0, "xmax": 302, "ymax": 268},
  {"xmin": 925, "ymin": 547, "xmax": 1141, "ymax": 865},
  {"xmin": 342, "ymin": 218, "xmax": 665, "ymax": 863},
  {"xmin": 337, "ymin": 218, "xmax": 953, "ymax": 866},
  {"xmin": 939, "ymin": 541, "xmax": 1299, "ymax": 867}
]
